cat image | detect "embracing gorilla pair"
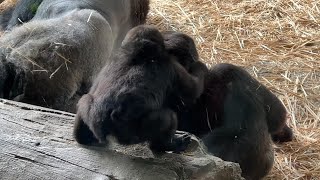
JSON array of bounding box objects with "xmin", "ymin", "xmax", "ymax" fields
[
  {"xmin": 74, "ymin": 25, "xmax": 293, "ymax": 180},
  {"xmin": 0, "ymin": 0, "xmax": 293, "ymax": 179},
  {"xmin": 74, "ymin": 26, "xmax": 208, "ymax": 153}
]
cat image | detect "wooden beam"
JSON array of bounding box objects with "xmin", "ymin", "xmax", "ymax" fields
[{"xmin": 0, "ymin": 99, "xmax": 244, "ymax": 180}]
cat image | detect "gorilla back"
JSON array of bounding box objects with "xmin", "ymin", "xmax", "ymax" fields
[
  {"xmin": 0, "ymin": 0, "xmax": 150, "ymax": 112},
  {"xmin": 73, "ymin": 25, "xmax": 208, "ymax": 154},
  {"xmin": 201, "ymin": 78, "xmax": 274, "ymax": 180},
  {"xmin": 177, "ymin": 63, "xmax": 293, "ymax": 179}
]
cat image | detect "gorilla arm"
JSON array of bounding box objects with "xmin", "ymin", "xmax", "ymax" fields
[{"xmin": 172, "ymin": 58, "xmax": 208, "ymax": 103}]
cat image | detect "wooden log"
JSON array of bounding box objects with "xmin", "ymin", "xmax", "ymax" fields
[{"xmin": 0, "ymin": 99, "xmax": 244, "ymax": 180}]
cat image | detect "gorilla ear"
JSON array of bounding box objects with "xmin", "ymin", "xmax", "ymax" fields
[{"xmin": 73, "ymin": 94, "xmax": 98, "ymax": 145}]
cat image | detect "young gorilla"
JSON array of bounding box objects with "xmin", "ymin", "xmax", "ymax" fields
[
  {"xmin": 162, "ymin": 32, "xmax": 293, "ymax": 179},
  {"xmin": 73, "ymin": 25, "xmax": 208, "ymax": 153},
  {"xmin": 177, "ymin": 64, "xmax": 292, "ymax": 179},
  {"xmin": 178, "ymin": 64, "xmax": 293, "ymax": 142},
  {"xmin": 0, "ymin": 0, "xmax": 150, "ymax": 112}
]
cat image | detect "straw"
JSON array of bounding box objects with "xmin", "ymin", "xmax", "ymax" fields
[{"xmin": 148, "ymin": 0, "xmax": 320, "ymax": 179}]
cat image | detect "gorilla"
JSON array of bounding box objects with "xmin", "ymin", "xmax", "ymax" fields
[
  {"xmin": 0, "ymin": 0, "xmax": 150, "ymax": 112},
  {"xmin": 0, "ymin": 1, "xmax": 293, "ymax": 179},
  {"xmin": 162, "ymin": 32, "xmax": 293, "ymax": 179},
  {"xmin": 177, "ymin": 64, "xmax": 293, "ymax": 143},
  {"xmin": 73, "ymin": 25, "xmax": 208, "ymax": 153},
  {"xmin": 202, "ymin": 65, "xmax": 292, "ymax": 180}
]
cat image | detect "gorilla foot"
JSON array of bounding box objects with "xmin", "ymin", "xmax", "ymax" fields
[{"xmin": 150, "ymin": 132, "xmax": 192, "ymax": 154}]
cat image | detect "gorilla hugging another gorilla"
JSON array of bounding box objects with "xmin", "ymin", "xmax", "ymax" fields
[
  {"xmin": 163, "ymin": 30, "xmax": 293, "ymax": 180},
  {"xmin": 73, "ymin": 25, "xmax": 208, "ymax": 153},
  {"xmin": 0, "ymin": 0, "xmax": 293, "ymax": 179}
]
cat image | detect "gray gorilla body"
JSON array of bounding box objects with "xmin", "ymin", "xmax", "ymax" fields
[{"xmin": 0, "ymin": 0, "xmax": 149, "ymax": 112}]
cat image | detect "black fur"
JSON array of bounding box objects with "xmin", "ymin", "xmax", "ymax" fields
[
  {"xmin": 177, "ymin": 63, "xmax": 293, "ymax": 179},
  {"xmin": 73, "ymin": 25, "xmax": 208, "ymax": 153},
  {"xmin": 162, "ymin": 31, "xmax": 199, "ymax": 70},
  {"xmin": 0, "ymin": 1, "xmax": 293, "ymax": 178}
]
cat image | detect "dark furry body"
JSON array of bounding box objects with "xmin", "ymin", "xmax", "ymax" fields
[
  {"xmin": 177, "ymin": 63, "xmax": 293, "ymax": 179},
  {"xmin": 134, "ymin": 30, "xmax": 291, "ymax": 178},
  {"xmin": 73, "ymin": 25, "xmax": 208, "ymax": 153},
  {"xmin": 0, "ymin": 1, "xmax": 293, "ymax": 178}
]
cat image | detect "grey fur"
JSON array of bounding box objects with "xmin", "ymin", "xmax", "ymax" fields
[{"xmin": 0, "ymin": 0, "xmax": 150, "ymax": 112}]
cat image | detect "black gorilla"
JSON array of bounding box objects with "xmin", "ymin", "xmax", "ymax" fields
[
  {"xmin": 73, "ymin": 25, "xmax": 208, "ymax": 153},
  {"xmin": 177, "ymin": 64, "xmax": 293, "ymax": 143},
  {"xmin": 0, "ymin": 1, "xmax": 293, "ymax": 178},
  {"xmin": 182, "ymin": 64, "xmax": 293, "ymax": 180},
  {"xmin": 0, "ymin": 0, "xmax": 150, "ymax": 112},
  {"xmin": 162, "ymin": 32, "xmax": 293, "ymax": 180}
]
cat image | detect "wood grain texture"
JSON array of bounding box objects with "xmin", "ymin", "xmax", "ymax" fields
[{"xmin": 0, "ymin": 99, "xmax": 244, "ymax": 180}]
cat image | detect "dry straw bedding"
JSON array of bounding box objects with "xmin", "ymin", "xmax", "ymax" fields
[
  {"xmin": 147, "ymin": 0, "xmax": 320, "ymax": 179},
  {"xmin": 0, "ymin": 0, "xmax": 318, "ymax": 179}
]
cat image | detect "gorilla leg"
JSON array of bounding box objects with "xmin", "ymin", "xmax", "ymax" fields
[
  {"xmin": 203, "ymin": 127, "xmax": 274, "ymax": 180},
  {"xmin": 202, "ymin": 80, "xmax": 274, "ymax": 180},
  {"xmin": 211, "ymin": 63, "xmax": 293, "ymax": 143},
  {"xmin": 0, "ymin": 9, "xmax": 114, "ymax": 112},
  {"xmin": 73, "ymin": 94, "xmax": 100, "ymax": 145},
  {"xmin": 140, "ymin": 109, "xmax": 191, "ymax": 153}
]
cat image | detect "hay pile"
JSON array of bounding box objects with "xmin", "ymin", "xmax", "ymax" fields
[{"xmin": 147, "ymin": 0, "xmax": 320, "ymax": 179}]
